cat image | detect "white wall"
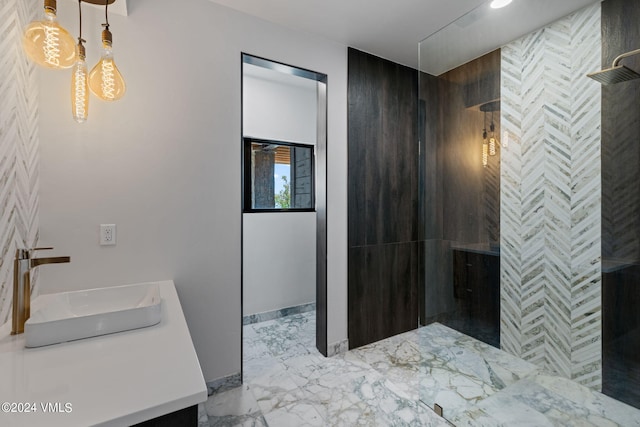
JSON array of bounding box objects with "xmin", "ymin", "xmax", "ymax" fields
[
  {"xmin": 243, "ymin": 213, "xmax": 316, "ymax": 315},
  {"xmin": 242, "ymin": 68, "xmax": 317, "ymax": 316},
  {"xmin": 37, "ymin": 0, "xmax": 348, "ymax": 383},
  {"xmin": 243, "ymin": 66, "xmax": 317, "ymax": 144}
]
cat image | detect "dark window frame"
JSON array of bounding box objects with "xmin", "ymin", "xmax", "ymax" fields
[{"xmin": 242, "ymin": 137, "xmax": 316, "ymax": 213}]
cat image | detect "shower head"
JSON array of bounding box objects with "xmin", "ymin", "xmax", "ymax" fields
[
  {"xmin": 587, "ymin": 65, "xmax": 640, "ymax": 85},
  {"xmin": 587, "ymin": 48, "xmax": 640, "ymax": 85}
]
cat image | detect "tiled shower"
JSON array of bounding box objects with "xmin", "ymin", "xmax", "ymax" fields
[{"xmin": 419, "ymin": 0, "xmax": 639, "ymax": 410}]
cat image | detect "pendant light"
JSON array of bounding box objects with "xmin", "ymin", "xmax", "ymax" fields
[
  {"xmin": 71, "ymin": 0, "xmax": 89, "ymax": 123},
  {"xmin": 482, "ymin": 120, "xmax": 489, "ymax": 168},
  {"xmin": 89, "ymin": 0, "xmax": 126, "ymax": 101},
  {"xmin": 489, "ymin": 111, "xmax": 498, "ymax": 156},
  {"xmin": 480, "ymin": 103, "xmax": 501, "ymax": 167},
  {"xmin": 23, "ymin": 0, "xmax": 76, "ymax": 69}
]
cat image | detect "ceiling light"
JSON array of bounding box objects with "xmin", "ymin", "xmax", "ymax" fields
[{"xmin": 490, "ymin": 0, "xmax": 512, "ymax": 9}]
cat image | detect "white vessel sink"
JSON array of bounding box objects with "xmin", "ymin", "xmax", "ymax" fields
[{"xmin": 24, "ymin": 282, "xmax": 162, "ymax": 348}]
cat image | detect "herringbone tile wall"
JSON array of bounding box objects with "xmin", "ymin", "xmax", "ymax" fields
[
  {"xmin": 500, "ymin": 3, "xmax": 602, "ymax": 390},
  {"xmin": 0, "ymin": 0, "xmax": 40, "ymax": 326}
]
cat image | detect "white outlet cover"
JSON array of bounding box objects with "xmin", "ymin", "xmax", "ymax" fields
[{"xmin": 100, "ymin": 224, "xmax": 117, "ymax": 246}]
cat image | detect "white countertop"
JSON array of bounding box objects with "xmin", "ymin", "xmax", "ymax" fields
[{"xmin": 0, "ymin": 280, "xmax": 207, "ymax": 427}]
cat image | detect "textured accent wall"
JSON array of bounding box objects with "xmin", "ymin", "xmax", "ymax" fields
[
  {"xmin": 0, "ymin": 0, "xmax": 40, "ymax": 325},
  {"xmin": 500, "ymin": 3, "xmax": 602, "ymax": 389}
]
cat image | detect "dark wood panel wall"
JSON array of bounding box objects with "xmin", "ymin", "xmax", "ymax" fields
[
  {"xmin": 347, "ymin": 48, "xmax": 419, "ymax": 349},
  {"xmin": 438, "ymin": 51, "xmax": 501, "ymax": 245},
  {"xmin": 420, "ymin": 51, "xmax": 501, "ymax": 330}
]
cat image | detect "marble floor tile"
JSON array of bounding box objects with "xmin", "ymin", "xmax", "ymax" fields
[
  {"xmin": 252, "ymin": 314, "xmax": 316, "ymax": 359},
  {"xmin": 317, "ymin": 371, "xmax": 450, "ymax": 427},
  {"xmin": 283, "ymin": 351, "xmax": 373, "ymax": 391},
  {"xmin": 528, "ymin": 374, "xmax": 640, "ymax": 426},
  {"xmin": 242, "ymin": 352, "xmax": 281, "ymax": 384},
  {"xmin": 248, "ymin": 363, "xmax": 307, "ymax": 413},
  {"xmin": 205, "ymin": 383, "xmax": 267, "ymax": 427},
  {"xmin": 199, "ymin": 312, "xmax": 639, "ymax": 427},
  {"xmin": 205, "ymin": 383, "xmax": 261, "ymax": 417},
  {"xmin": 209, "ymin": 413, "xmax": 268, "ymax": 427},
  {"xmin": 349, "ymin": 336, "xmax": 426, "ymax": 400},
  {"xmin": 416, "ymin": 322, "xmax": 541, "ymax": 420},
  {"xmin": 198, "ymin": 403, "xmax": 209, "ymax": 427},
  {"xmin": 262, "ymin": 401, "xmax": 325, "ymax": 426},
  {"xmin": 453, "ymin": 376, "xmax": 640, "ymax": 427}
]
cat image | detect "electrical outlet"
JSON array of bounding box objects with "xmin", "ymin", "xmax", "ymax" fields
[{"xmin": 100, "ymin": 224, "xmax": 117, "ymax": 246}]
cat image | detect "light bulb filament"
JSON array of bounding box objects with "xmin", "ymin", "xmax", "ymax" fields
[
  {"xmin": 482, "ymin": 142, "xmax": 489, "ymax": 168},
  {"xmin": 74, "ymin": 67, "xmax": 87, "ymax": 120},
  {"xmin": 100, "ymin": 60, "xmax": 115, "ymax": 99},
  {"xmin": 489, "ymin": 138, "xmax": 497, "ymax": 156},
  {"xmin": 43, "ymin": 23, "xmax": 61, "ymax": 67}
]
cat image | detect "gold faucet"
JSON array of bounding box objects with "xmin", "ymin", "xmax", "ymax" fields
[{"xmin": 11, "ymin": 248, "xmax": 70, "ymax": 335}]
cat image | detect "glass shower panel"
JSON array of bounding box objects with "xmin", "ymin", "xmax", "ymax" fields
[
  {"xmin": 421, "ymin": 51, "xmax": 501, "ymax": 346},
  {"xmin": 600, "ymin": 0, "xmax": 640, "ymax": 403},
  {"xmin": 418, "ymin": 5, "xmax": 502, "ymax": 419},
  {"xmin": 417, "ymin": 0, "xmax": 640, "ymax": 420}
]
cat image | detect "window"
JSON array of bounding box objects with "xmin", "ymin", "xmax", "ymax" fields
[{"xmin": 243, "ymin": 138, "xmax": 315, "ymax": 212}]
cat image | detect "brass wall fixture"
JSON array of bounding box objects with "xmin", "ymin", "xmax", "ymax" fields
[
  {"xmin": 12, "ymin": 248, "xmax": 70, "ymax": 335},
  {"xmin": 22, "ymin": 0, "xmax": 125, "ymax": 123}
]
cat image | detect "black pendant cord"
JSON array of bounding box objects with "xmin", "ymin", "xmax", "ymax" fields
[
  {"xmin": 104, "ymin": 0, "xmax": 109, "ymax": 30},
  {"xmin": 483, "ymin": 111, "xmax": 488, "ymax": 140},
  {"xmin": 77, "ymin": 0, "xmax": 84, "ymax": 44}
]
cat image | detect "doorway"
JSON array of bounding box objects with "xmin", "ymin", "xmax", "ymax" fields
[{"xmin": 241, "ymin": 54, "xmax": 328, "ymax": 382}]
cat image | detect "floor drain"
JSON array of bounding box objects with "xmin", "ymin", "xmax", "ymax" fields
[{"xmin": 434, "ymin": 403, "xmax": 443, "ymax": 417}]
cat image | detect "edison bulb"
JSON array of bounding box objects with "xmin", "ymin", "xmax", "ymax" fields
[
  {"xmin": 488, "ymin": 122, "xmax": 498, "ymax": 156},
  {"xmin": 89, "ymin": 29, "xmax": 126, "ymax": 101},
  {"xmin": 22, "ymin": 0, "xmax": 75, "ymax": 69},
  {"xmin": 482, "ymin": 141, "xmax": 489, "ymax": 168},
  {"xmin": 71, "ymin": 43, "xmax": 89, "ymax": 123}
]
